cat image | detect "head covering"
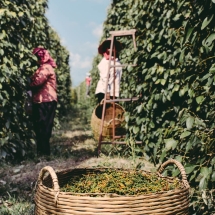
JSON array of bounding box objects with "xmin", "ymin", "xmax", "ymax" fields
[
  {"xmin": 98, "ymin": 38, "xmax": 122, "ymax": 55},
  {"xmin": 33, "ymin": 47, "xmax": 57, "ymax": 68}
]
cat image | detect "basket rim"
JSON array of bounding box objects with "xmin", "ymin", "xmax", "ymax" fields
[{"xmin": 37, "ymin": 166, "xmax": 190, "ymax": 197}]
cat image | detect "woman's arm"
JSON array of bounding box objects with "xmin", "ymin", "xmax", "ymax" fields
[{"xmin": 30, "ymin": 66, "xmax": 49, "ymax": 88}]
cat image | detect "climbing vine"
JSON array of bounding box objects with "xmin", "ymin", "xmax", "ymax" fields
[
  {"xmin": 90, "ymin": 0, "xmax": 215, "ymax": 213},
  {"xmin": 0, "ymin": 0, "xmax": 72, "ymax": 160}
]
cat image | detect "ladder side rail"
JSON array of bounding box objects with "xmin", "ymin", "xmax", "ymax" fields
[
  {"xmin": 132, "ymin": 34, "xmax": 137, "ymax": 51},
  {"xmin": 98, "ymin": 29, "xmax": 141, "ymax": 154},
  {"xmin": 105, "ymin": 97, "xmax": 139, "ymax": 103},
  {"xmin": 110, "ymin": 64, "xmax": 137, "ymax": 68},
  {"xmin": 98, "ymin": 35, "xmax": 115, "ymax": 154},
  {"xmin": 112, "ymin": 37, "xmax": 116, "ymax": 143}
]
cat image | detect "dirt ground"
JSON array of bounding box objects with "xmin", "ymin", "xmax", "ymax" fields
[{"xmin": 0, "ymin": 128, "xmax": 156, "ymax": 204}]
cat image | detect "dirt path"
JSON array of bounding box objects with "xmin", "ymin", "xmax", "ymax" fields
[
  {"xmin": 0, "ymin": 110, "xmax": 157, "ymax": 213},
  {"xmin": 0, "ymin": 130, "xmax": 156, "ymax": 199}
]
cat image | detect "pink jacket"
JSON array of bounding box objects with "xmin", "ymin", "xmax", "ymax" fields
[{"xmin": 30, "ymin": 63, "xmax": 57, "ymax": 103}]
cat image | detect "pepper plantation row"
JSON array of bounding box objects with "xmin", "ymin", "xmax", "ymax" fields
[
  {"xmin": 86, "ymin": 0, "xmax": 215, "ymax": 214},
  {"xmin": 0, "ymin": 0, "xmax": 72, "ymax": 160},
  {"xmin": 1, "ymin": 0, "xmax": 215, "ymax": 214}
]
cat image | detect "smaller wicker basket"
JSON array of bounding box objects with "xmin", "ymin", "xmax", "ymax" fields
[
  {"xmin": 34, "ymin": 159, "xmax": 190, "ymax": 215},
  {"xmin": 91, "ymin": 102, "xmax": 125, "ymax": 140}
]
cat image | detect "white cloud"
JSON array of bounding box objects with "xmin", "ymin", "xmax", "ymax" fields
[
  {"xmin": 69, "ymin": 52, "xmax": 92, "ymax": 69},
  {"xmin": 92, "ymin": 24, "xmax": 103, "ymax": 38},
  {"xmin": 88, "ymin": 22, "xmax": 103, "ymax": 38},
  {"xmin": 84, "ymin": 41, "xmax": 98, "ymax": 51}
]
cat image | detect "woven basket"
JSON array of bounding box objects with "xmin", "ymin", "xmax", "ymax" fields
[
  {"xmin": 34, "ymin": 159, "xmax": 190, "ymax": 215},
  {"xmin": 91, "ymin": 103, "xmax": 125, "ymax": 140}
]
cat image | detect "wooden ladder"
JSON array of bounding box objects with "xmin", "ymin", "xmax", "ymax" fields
[{"xmin": 98, "ymin": 29, "xmax": 141, "ymax": 155}]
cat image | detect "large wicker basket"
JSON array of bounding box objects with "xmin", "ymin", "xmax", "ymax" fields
[
  {"xmin": 34, "ymin": 159, "xmax": 190, "ymax": 215},
  {"xmin": 91, "ymin": 102, "xmax": 125, "ymax": 141}
]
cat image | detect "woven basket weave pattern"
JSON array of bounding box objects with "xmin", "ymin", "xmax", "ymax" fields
[
  {"xmin": 34, "ymin": 159, "xmax": 190, "ymax": 215},
  {"xmin": 91, "ymin": 103, "xmax": 125, "ymax": 140}
]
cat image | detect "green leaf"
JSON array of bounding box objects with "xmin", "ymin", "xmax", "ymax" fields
[
  {"xmin": 125, "ymin": 115, "xmax": 129, "ymax": 122},
  {"xmin": 137, "ymin": 105, "xmax": 143, "ymax": 113},
  {"xmin": 190, "ymin": 171, "xmax": 197, "ymax": 181},
  {"xmin": 212, "ymin": 171, "xmax": 215, "ymax": 182},
  {"xmin": 211, "ymin": 157, "xmax": 215, "ymax": 165},
  {"xmin": 209, "ymin": 64, "xmax": 215, "ymax": 73},
  {"xmin": 185, "ymin": 27, "xmax": 194, "ymax": 43},
  {"xmin": 203, "ymin": 33, "xmax": 215, "ymax": 47},
  {"xmin": 18, "ymin": 12, "xmax": 24, "ymax": 17},
  {"xmin": 196, "ymin": 96, "xmax": 204, "ymax": 104},
  {"xmin": 200, "ymin": 73, "xmax": 211, "ymax": 81},
  {"xmin": 179, "ymin": 48, "xmax": 185, "ymax": 63},
  {"xmin": 185, "ymin": 141, "xmax": 192, "ymax": 152},
  {"xmin": 180, "ymin": 131, "xmax": 191, "ymax": 139},
  {"xmin": 0, "ymin": 49, "xmax": 4, "ymax": 55},
  {"xmin": 160, "ymin": 149, "xmax": 166, "ymax": 163},
  {"xmin": 200, "ymin": 167, "xmax": 210, "ymax": 177},
  {"xmin": 186, "ymin": 116, "xmax": 194, "ymax": 129},
  {"xmin": 199, "ymin": 177, "xmax": 208, "ymax": 190},
  {"xmin": 133, "ymin": 126, "xmax": 140, "ymax": 134},
  {"xmin": 164, "ymin": 138, "xmax": 178, "ymax": 151},
  {"xmin": 172, "ymin": 84, "xmax": 180, "ymax": 92},
  {"xmin": 201, "ymin": 14, "xmax": 214, "ymax": 30},
  {"xmin": 160, "ymin": 79, "xmax": 166, "ymax": 86},
  {"xmin": 5, "ymin": 120, "xmax": 10, "ymax": 129},
  {"xmin": 195, "ymin": 118, "xmax": 206, "ymax": 127},
  {"xmin": 173, "ymin": 14, "xmax": 181, "ymax": 21},
  {"xmin": 185, "ymin": 165, "xmax": 196, "ymax": 174}
]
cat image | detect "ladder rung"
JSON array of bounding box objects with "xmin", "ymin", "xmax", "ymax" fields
[
  {"xmin": 113, "ymin": 135, "xmax": 126, "ymax": 139},
  {"xmin": 105, "ymin": 97, "xmax": 139, "ymax": 102},
  {"xmin": 110, "ymin": 29, "xmax": 136, "ymax": 37},
  {"xmin": 110, "ymin": 64, "xmax": 137, "ymax": 68},
  {"xmin": 101, "ymin": 141, "xmax": 142, "ymax": 145}
]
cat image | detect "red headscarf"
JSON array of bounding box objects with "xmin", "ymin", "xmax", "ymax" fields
[{"xmin": 33, "ymin": 47, "xmax": 57, "ymax": 68}]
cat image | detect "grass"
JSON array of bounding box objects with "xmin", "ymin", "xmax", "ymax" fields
[{"xmin": 0, "ymin": 194, "xmax": 34, "ymax": 215}]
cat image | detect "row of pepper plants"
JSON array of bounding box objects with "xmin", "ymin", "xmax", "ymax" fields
[
  {"xmin": 0, "ymin": 0, "xmax": 72, "ymax": 160},
  {"xmin": 89, "ymin": 0, "xmax": 215, "ymax": 214}
]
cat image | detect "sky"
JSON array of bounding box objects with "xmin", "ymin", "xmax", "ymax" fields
[{"xmin": 46, "ymin": 0, "xmax": 112, "ymax": 87}]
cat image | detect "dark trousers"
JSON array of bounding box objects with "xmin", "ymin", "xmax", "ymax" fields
[
  {"xmin": 96, "ymin": 93, "xmax": 105, "ymax": 104},
  {"xmin": 32, "ymin": 101, "xmax": 57, "ymax": 156},
  {"xmin": 96, "ymin": 93, "xmax": 118, "ymax": 104}
]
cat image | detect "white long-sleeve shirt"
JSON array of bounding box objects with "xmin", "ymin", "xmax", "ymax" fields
[{"xmin": 95, "ymin": 57, "xmax": 122, "ymax": 97}]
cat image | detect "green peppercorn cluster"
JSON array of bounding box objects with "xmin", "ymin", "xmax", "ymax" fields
[{"xmin": 61, "ymin": 169, "xmax": 181, "ymax": 195}]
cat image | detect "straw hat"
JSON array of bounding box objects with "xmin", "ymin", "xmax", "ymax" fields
[{"xmin": 98, "ymin": 38, "xmax": 122, "ymax": 55}]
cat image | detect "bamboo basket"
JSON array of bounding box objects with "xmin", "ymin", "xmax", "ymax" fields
[
  {"xmin": 34, "ymin": 159, "xmax": 190, "ymax": 215},
  {"xmin": 91, "ymin": 102, "xmax": 125, "ymax": 140}
]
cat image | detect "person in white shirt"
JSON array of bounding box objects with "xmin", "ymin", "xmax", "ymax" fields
[{"xmin": 95, "ymin": 38, "xmax": 123, "ymax": 103}]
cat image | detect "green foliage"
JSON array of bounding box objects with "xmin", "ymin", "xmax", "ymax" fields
[
  {"xmin": 89, "ymin": 0, "xmax": 215, "ymax": 213},
  {"xmin": 71, "ymin": 87, "xmax": 78, "ymax": 105},
  {"xmin": 0, "ymin": 0, "xmax": 72, "ymax": 161}
]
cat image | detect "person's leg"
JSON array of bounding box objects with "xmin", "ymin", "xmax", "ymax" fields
[
  {"xmin": 44, "ymin": 101, "xmax": 57, "ymax": 148},
  {"xmin": 96, "ymin": 93, "xmax": 104, "ymax": 104},
  {"xmin": 32, "ymin": 101, "xmax": 57, "ymax": 156},
  {"xmin": 32, "ymin": 103, "xmax": 42, "ymax": 156}
]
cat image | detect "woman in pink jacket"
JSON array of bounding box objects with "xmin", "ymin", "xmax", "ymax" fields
[{"xmin": 30, "ymin": 47, "xmax": 57, "ymax": 156}]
